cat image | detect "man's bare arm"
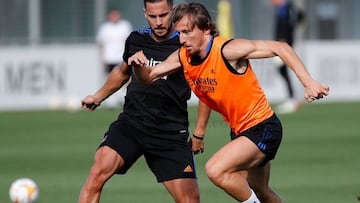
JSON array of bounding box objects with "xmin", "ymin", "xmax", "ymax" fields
[
  {"xmin": 81, "ymin": 62, "xmax": 131, "ymax": 110},
  {"xmin": 129, "ymin": 50, "xmax": 182, "ymax": 84},
  {"xmin": 223, "ymin": 39, "xmax": 330, "ymax": 103}
]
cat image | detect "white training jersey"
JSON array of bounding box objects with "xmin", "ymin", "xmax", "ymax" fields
[{"xmin": 96, "ymin": 20, "xmax": 132, "ymax": 64}]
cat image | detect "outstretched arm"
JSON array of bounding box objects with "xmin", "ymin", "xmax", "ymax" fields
[
  {"xmin": 81, "ymin": 62, "xmax": 131, "ymax": 110},
  {"xmin": 129, "ymin": 50, "xmax": 182, "ymax": 84},
  {"xmin": 223, "ymin": 39, "xmax": 330, "ymax": 103}
]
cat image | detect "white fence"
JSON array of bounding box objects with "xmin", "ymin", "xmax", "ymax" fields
[{"xmin": 1, "ymin": 41, "xmax": 360, "ymax": 111}]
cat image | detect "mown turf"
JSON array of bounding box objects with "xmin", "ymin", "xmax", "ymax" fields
[{"xmin": 0, "ymin": 102, "xmax": 359, "ymax": 202}]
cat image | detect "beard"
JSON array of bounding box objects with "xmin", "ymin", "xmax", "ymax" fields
[{"xmin": 151, "ymin": 24, "xmax": 173, "ymax": 41}]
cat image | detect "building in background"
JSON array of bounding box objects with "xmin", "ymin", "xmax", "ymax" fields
[
  {"xmin": 1, "ymin": 0, "xmax": 360, "ymax": 45},
  {"xmin": 1, "ymin": 0, "xmax": 360, "ymax": 111}
]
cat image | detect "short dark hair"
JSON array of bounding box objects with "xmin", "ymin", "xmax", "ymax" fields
[
  {"xmin": 143, "ymin": 0, "xmax": 173, "ymax": 8},
  {"xmin": 172, "ymin": 2, "xmax": 219, "ymax": 37}
]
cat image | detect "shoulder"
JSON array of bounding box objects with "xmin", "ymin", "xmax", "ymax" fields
[
  {"xmin": 221, "ymin": 39, "xmax": 255, "ymax": 61},
  {"xmin": 216, "ymin": 37, "xmax": 243, "ymax": 54},
  {"xmin": 222, "ymin": 38, "xmax": 256, "ymax": 51},
  {"xmin": 122, "ymin": 19, "xmax": 132, "ymax": 25},
  {"xmin": 127, "ymin": 29, "xmax": 150, "ymax": 41},
  {"xmin": 120, "ymin": 20, "xmax": 133, "ymax": 29},
  {"xmin": 136, "ymin": 27, "xmax": 152, "ymax": 35}
]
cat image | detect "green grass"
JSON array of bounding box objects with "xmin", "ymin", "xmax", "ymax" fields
[{"xmin": 1, "ymin": 102, "xmax": 359, "ymax": 203}]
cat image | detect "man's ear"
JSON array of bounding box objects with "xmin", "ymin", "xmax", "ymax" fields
[{"xmin": 205, "ymin": 29, "xmax": 211, "ymax": 35}]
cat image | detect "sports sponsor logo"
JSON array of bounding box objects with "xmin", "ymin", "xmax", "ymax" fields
[
  {"xmin": 183, "ymin": 165, "xmax": 193, "ymax": 172},
  {"xmin": 147, "ymin": 58, "xmax": 167, "ymax": 80},
  {"xmin": 192, "ymin": 77, "xmax": 217, "ymax": 93}
]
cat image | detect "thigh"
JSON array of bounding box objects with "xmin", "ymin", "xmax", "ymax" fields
[
  {"xmin": 90, "ymin": 146, "xmax": 125, "ymax": 178},
  {"xmin": 144, "ymin": 131, "xmax": 197, "ymax": 182},
  {"xmin": 163, "ymin": 178, "xmax": 199, "ymax": 203},
  {"xmin": 99, "ymin": 115, "xmax": 144, "ymax": 174},
  {"xmin": 207, "ymin": 136, "xmax": 266, "ymax": 173},
  {"xmin": 233, "ymin": 114, "xmax": 283, "ymax": 166},
  {"xmin": 247, "ymin": 162, "xmax": 271, "ymax": 191},
  {"xmin": 247, "ymin": 162, "xmax": 281, "ymax": 202}
]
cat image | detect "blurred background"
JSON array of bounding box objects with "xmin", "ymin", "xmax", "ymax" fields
[
  {"xmin": 0, "ymin": 1, "xmax": 359, "ymax": 203},
  {"xmin": 0, "ymin": 0, "xmax": 359, "ymax": 111}
]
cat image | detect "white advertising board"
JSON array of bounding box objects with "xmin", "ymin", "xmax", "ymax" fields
[
  {"xmin": 1, "ymin": 41, "xmax": 359, "ymax": 111},
  {"xmin": 0, "ymin": 45, "xmax": 102, "ymax": 111}
]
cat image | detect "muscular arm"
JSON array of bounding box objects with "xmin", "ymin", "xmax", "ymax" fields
[
  {"xmin": 222, "ymin": 39, "xmax": 329, "ymax": 102},
  {"xmin": 81, "ymin": 62, "xmax": 131, "ymax": 110},
  {"xmin": 130, "ymin": 50, "xmax": 182, "ymax": 84}
]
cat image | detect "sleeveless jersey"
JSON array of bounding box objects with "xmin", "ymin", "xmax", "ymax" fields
[
  {"xmin": 179, "ymin": 36, "xmax": 273, "ymax": 134},
  {"xmin": 122, "ymin": 28, "xmax": 190, "ymax": 131}
]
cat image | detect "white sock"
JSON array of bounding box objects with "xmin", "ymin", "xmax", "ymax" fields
[{"xmin": 240, "ymin": 190, "xmax": 260, "ymax": 203}]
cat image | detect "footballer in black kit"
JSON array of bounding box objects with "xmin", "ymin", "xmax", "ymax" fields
[
  {"xmin": 99, "ymin": 28, "xmax": 196, "ymax": 182},
  {"xmin": 123, "ymin": 28, "xmax": 190, "ymax": 131}
]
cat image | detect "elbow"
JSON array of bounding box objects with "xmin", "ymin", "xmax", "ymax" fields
[
  {"xmin": 278, "ymin": 41, "xmax": 292, "ymax": 51},
  {"xmin": 273, "ymin": 41, "xmax": 292, "ymax": 56}
]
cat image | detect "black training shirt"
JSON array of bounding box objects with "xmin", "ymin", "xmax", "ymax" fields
[{"xmin": 122, "ymin": 28, "xmax": 190, "ymax": 132}]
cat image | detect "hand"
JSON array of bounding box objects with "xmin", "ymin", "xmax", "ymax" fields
[
  {"xmin": 189, "ymin": 134, "xmax": 204, "ymax": 155},
  {"xmin": 128, "ymin": 50, "xmax": 147, "ymax": 67},
  {"xmin": 81, "ymin": 95, "xmax": 101, "ymax": 111},
  {"xmin": 304, "ymin": 80, "xmax": 330, "ymax": 103}
]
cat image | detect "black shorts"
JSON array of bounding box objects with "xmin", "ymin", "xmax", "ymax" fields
[
  {"xmin": 230, "ymin": 114, "xmax": 283, "ymax": 166},
  {"xmin": 98, "ymin": 113, "xmax": 196, "ymax": 182}
]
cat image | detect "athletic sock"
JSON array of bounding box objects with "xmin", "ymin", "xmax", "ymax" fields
[{"xmin": 239, "ymin": 190, "xmax": 261, "ymax": 203}]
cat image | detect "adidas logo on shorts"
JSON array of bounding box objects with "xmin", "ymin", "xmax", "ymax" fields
[{"xmin": 183, "ymin": 165, "xmax": 193, "ymax": 172}]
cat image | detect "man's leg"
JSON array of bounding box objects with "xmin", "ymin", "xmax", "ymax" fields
[
  {"xmin": 279, "ymin": 64, "xmax": 294, "ymax": 99},
  {"xmin": 247, "ymin": 162, "xmax": 282, "ymax": 203},
  {"xmin": 205, "ymin": 136, "xmax": 265, "ymax": 201},
  {"xmin": 163, "ymin": 178, "xmax": 200, "ymax": 203},
  {"xmin": 276, "ymin": 64, "xmax": 301, "ymax": 114},
  {"xmin": 78, "ymin": 146, "xmax": 124, "ymax": 203}
]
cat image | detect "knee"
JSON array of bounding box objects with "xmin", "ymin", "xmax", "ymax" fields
[
  {"xmin": 205, "ymin": 161, "xmax": 226, "ymax": 187},
  {"xmin": 86, "ymin": 165, "xmax": 112, "ymax": 188}
]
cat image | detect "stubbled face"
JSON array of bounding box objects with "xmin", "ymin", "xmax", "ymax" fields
[
  {"xmin": 144, "ymin": 1, "xmax": 174, "ymax": 41},
  {"xmin": 175, "ymin": 15, "xmax": 210, "ymax": 57}
]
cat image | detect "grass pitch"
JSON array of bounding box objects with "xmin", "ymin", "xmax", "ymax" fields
[{"xmin": 0, "ymin": 102, "xmax": 359, "ymax": 203}]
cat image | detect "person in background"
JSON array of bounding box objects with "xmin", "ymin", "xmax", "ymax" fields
[
  {"xmin": 271, "ymin": 0, "xmax": 305, "ymax": 114},
  {"xmin": 96, "ymin": 9, "xmax": 133, "ymax": 107},
  {"xmin": 130, "ymin": 2, "xmax": 329, "ymax": 202},
  {"xmin": 79, "ymin": 1, "xmax": 210, "ymax": 202}
]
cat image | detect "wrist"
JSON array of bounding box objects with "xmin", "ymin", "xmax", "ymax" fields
[{"xmin": 192, "ymin": 134, "xmax": 204, "ymax": 140}]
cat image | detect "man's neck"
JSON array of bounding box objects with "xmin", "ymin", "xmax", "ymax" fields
[{"xmin": 198, "ymin": 35, "xmax": 214, "ymax": 58}]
